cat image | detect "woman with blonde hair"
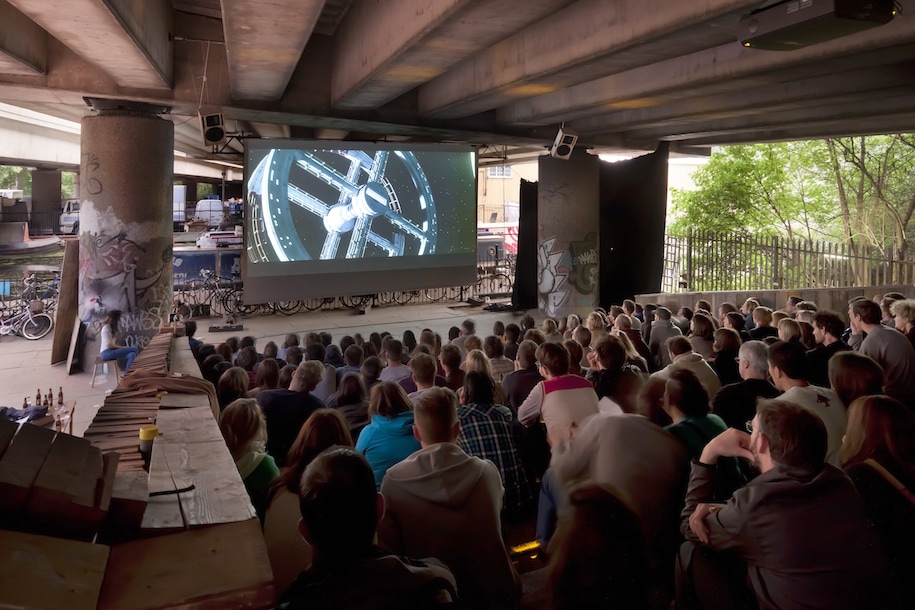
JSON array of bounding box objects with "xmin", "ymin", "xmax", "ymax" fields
[
  {"xmin": 543, "ymin": 318, "xmax": 563, "ymax": 343},
  {"xmin": 841, "ymin": 395, "xmax": 915, "ymax": 596},
  {"xmin": 263, "ymin": 409, "xmax": 353, "ymax": 592},
  {"xmin": 612, "ymin": 330, "xmax": 648, "ymax": 374},
  {"xmin": 891, "ymin": 299, "xmax": 915, "ymax": 349},
  {"xmin": 777, "ymin": 318, "xmax": 802, "ymax": 344},
  {"xmin": 565, "ymin": 314, "xmax": 581, "ymax": 340},
  {"xmin": 219, "ymin": 398, "xmax": 280, "ymax": 521},
  {"xmin": 462, "ymin": 348, "xmax": 505, "ymax": 403},
  {"xmin": 586, "ymin": 312, "xmax": 608, "ymax": 343}
]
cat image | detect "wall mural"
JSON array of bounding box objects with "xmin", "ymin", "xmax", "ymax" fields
[
  {"xmin": 538, "ymin": 236, "xmax": 568, "ymax": 316},
  {"xmin": 77, "ymin": 199, "xmax": 171, "ymax": 351}
]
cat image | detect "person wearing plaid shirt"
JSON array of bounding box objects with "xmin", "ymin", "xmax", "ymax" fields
[{"xmin": 458, "ymin": 371, "xmax": 532, "ymax": 516}]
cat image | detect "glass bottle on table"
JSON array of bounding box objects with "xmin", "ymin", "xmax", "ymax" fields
[{"xmin": 58, "ymin": 387, "xmax": 63, "ymax": 406}]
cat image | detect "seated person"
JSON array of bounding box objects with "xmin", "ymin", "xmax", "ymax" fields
[
  {"xmin": 278, "ymin": 447, "xmax": 457, "ymax": 609},
  {"xmin": 662, "ymin": 368, "xmax": 726, "ymax": 460},
  {"xmin": 219, "ymin": 398, "xmax": 280, "ymax": 521},
  {"xmin": 185, "ymin": 320, "xmax": 203, "ymax": 356},
  {"xmin": 355, "ymin": 381, "xmax": 420, "ymax": 489},
  {"xmin": 263, "ymin": 409, "xmax": 353, "ymax": 593},
  {"xmin": 678, "ymin": 399, "xmax": 895, "ymax": 610},
  {"xmin": 841, "ymin": 395, "xmax": 915, "ymax": 601},
  {"xmin": 379, "ymin": 388, "xmax": 522, "ymax": 609},
  {"xmin": 458, "ymin": 371, "xmax": 531, "ymax": 517},
  {"xmin": 545, "ymin": 484, "xmax": 651, "ymax": 610}
]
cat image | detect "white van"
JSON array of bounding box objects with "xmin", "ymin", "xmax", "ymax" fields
[
  {"xmin": 194, "ymin": 199, "xmax": 225, "ymax": 228},
  {"xmin": 60, "ymin": 199, "xmax": 80, "ymax": 234}
]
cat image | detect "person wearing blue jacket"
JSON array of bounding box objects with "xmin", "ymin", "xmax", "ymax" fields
[{"xmin": 355, "ymin": 381, "xmax": 421, "ymax": 489}]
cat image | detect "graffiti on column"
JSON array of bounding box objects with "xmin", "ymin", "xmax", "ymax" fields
[
  {"xmin": 567, "ymin": 232, "xmax": 598, "ymax": 297},
  {"xmin": 83, "ymin": 153, "xmax": 104, "ymax": 196},
  {"xmin": 538, "ymin": 236, "xmax": 568, "ymax": 316},
  {"xmin": 77, "ymin": 199, "xmax": 170, "ymax": 351}
]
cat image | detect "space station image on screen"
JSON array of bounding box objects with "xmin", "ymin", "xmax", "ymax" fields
[{"xmin": 246, "ymin": 145, "xmax": 476, "ymax": 263}]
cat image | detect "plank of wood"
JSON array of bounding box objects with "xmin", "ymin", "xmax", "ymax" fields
[
  {"xmin": 0, "ymin": 424, "xmax": 57, "ymax": 512},
  {"xmin": 0, "ymin": 529, "xmax": 109, "ymax": 610},
  {"xmin": 73, "ymin": 447, "xmax": 104, "ymax": 508},
  {"xmin": 160, "ymin": 439, "xmax": 256, "ymax": 527},
  {"xmin": 102, "ymin": 471, "xmax": 149, "ymax": 541},
  {"xmin": 97, "ymin": 452, "xmax": 120, "ymax": 511},
  {"xmin": 140, "ymin": 440, "xmax": 184, "ymax": 530},
  {"xmin": 98, "ymin": 518, "xmax": 276, "ymax": 610},
  {"xmin": 155, "ymin": 407, "xmax": 223, "ymax": 444},
  {"xmin": 158, "ymin": 392, "xmax": 210, "ymax": 409}
]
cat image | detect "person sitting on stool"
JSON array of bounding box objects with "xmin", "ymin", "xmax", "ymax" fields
[{"xmin": 100, "ymin": 310, "xmax": 138, "ymax": 372}]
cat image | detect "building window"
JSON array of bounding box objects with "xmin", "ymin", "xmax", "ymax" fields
[{"xmin": 488, "ymin": 166, "xmax": 512, "ymax": 178}]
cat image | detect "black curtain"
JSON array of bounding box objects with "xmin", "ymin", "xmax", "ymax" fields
[
  {"xmin": 599, "ymin": 142, "xmax": 670, "ymax": 306},
  {"xmin": 511, "ymin": 179, "xmax": 539, "ymax": 310}
]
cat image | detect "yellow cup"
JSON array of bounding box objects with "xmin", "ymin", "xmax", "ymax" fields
[{"xmin": 139, "ymin": 424, "xmax": 159, "ymax": 441}]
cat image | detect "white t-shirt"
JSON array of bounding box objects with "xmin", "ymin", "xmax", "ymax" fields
[{"xmin": 100, "ymin": 324, "xmax": 115, "ymax": 354}]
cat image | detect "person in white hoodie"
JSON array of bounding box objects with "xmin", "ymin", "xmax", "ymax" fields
[
  {"xmin": 650, "ymin": 335, "xmax": 721, "ymax": 399},
  {"xmin": 378, "ymin": 387, "xmax": 522, "ymax": 610}
]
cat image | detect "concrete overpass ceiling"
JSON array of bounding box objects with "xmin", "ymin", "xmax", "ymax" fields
[
  {"xmin": 0, "ymin": 1, "xmax": 47, "ymax": 74},
  {"xmin": 7, "ymin": 0, "xmax": 172, "ymax": 89},
  {"xmin": 0, "ymin": 0, "xmax": 913, "ymax": 162},
  {"xmin": 330, "ymin": 0, "xmax": 575, "ymax": 110},
  {"xmin": 220, "ymin": 0, "xmax": 325, "ymax": 101}
]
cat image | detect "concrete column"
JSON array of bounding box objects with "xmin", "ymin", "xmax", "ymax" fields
[
  {"xmin": 78, "ymin": 109, "xmax": 174, "ymax": 357},
  {"xmin": 73, "ymin": 173, "xmax": 80, "ymax": 199},
  {"xmin": 31, "ymin": 168, "xmax": 62, "ymax": 235},
  {"xmin": 537, "ymin": 149, "xmax": 600, "ymax": 320}
]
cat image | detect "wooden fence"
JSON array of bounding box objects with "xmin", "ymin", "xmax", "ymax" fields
[{"xmin": 662, "ymin": 230, "xmax": 915, "ymax": 293}]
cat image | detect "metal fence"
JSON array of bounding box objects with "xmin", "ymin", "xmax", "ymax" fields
[{"xmin": 662, "ymin": 230, "xmax": 915, "ymax": 293}]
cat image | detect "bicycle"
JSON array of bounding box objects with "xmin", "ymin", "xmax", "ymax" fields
[
  {"xmin": 0, "ymin": 302, "xmax": 54, "ymax": 340},
  {"xmin": 21, "ymin": 273, "xmax": 60, "ymax": 310},
  {"xmin": 186, "ymin": 268, "xmax": 240, "ymax": 316}
]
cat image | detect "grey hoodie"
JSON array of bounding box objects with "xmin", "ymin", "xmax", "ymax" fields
[{"xmin": 378, "ymin": 442, "xmax": 522, "ymax": 609}]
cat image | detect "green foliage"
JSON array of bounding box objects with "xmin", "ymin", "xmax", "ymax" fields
[
  {"xmin": 671, "ymin": 136, "xmax": 915, "ymax": 251},
  {"xmin": 670, "ymin": 135, "xmax": 915, "ymax": 289},
  {"xmin": 0, "ymin": 166, "xmax": 31, "ymax": 194}
]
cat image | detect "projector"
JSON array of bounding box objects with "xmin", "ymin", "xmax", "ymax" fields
[{"xmin": 738, "ymin": 0, "xmax": 896, "ymax": 51}]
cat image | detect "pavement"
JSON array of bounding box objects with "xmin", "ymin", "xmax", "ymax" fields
[{"xmin": 0, "ymin": 301, "xmax": 533, "ymax": 437}]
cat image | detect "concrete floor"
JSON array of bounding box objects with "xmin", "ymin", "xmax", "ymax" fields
[{"xmin": 0, "ymin": 302, "xmax": 533, "ymax": 437}]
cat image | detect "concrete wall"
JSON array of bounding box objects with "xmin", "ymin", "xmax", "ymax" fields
[{"xmin": 636, "ymin": 286, "xmax": 915, "ymax": 321}]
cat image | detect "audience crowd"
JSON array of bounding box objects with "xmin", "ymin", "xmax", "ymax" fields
[{"xmin": 188, "ymin": 291, "xmax": 915, "ymax": 609}]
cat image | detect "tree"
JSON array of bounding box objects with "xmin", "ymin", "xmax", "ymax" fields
[
  {"xmin": 670, "ymin": 135, "xmax": 915, "ymax": 288},
  {"xmin": 0, "ymin": 166, "xmax": 31, "ymax": 194}
]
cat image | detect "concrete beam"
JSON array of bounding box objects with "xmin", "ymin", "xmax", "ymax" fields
[
  {"xmin": 626, "ymin": 93, "xmax": 915, "ymax": 143},
  {"xmin": 678, "ymin": 112, "xmax": 915, "ymax": 147},
  {"xmin": 221, "ymin": 0, "xmax": 323, "ymax": 101},
  {"xmin": 0, "ymin": 0, "xmax": 47, "ymax": 74},
  {"xmin": 7, "ymin": 0, "xmax": 172, "ymax": 89},
  {"xmin": 331, "ymin": 0, "xmax": 573, "ymax": 110},
  {"xmin": 575, "ymin": 64, "xmax": 915, "ymax": 135},
  {"xmin": 418, "ymin": 0, "xmax": 763, "ymax": 119},
  {"xmin": 497, "ymin": 14, "xmax": 915, "ymax": 127}
]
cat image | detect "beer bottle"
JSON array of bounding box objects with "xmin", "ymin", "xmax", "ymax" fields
[{"xmin": 58, "ymin": 387, "xmax": 63, "ymax": 406}]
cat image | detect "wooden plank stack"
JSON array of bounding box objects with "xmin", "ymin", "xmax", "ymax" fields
[
  {"xmin": 0, "ymin": 417, "xmax": 120, "ymax": 542},
  {"xmin": 0, "ymin": 332, "xmax": 277, "ymax": 609}
]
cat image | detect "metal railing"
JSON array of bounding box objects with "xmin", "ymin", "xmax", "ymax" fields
[{"xmin": 662, "ymin": 229, "xmax": 915, "ymax": 293}]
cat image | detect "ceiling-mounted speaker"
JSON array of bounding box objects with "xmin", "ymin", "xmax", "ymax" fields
[
  {"xmin": 200, "ymin": 112, "xmax": 227, "ymax": 146},
  {"xmin": 550, "ymin": 126, "xmax": 578, "ymax": 160}
]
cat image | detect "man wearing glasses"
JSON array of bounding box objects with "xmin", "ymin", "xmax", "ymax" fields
[{"xmin": 676, "ymin": 399, "xmax": 893, "ymax": 610}]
